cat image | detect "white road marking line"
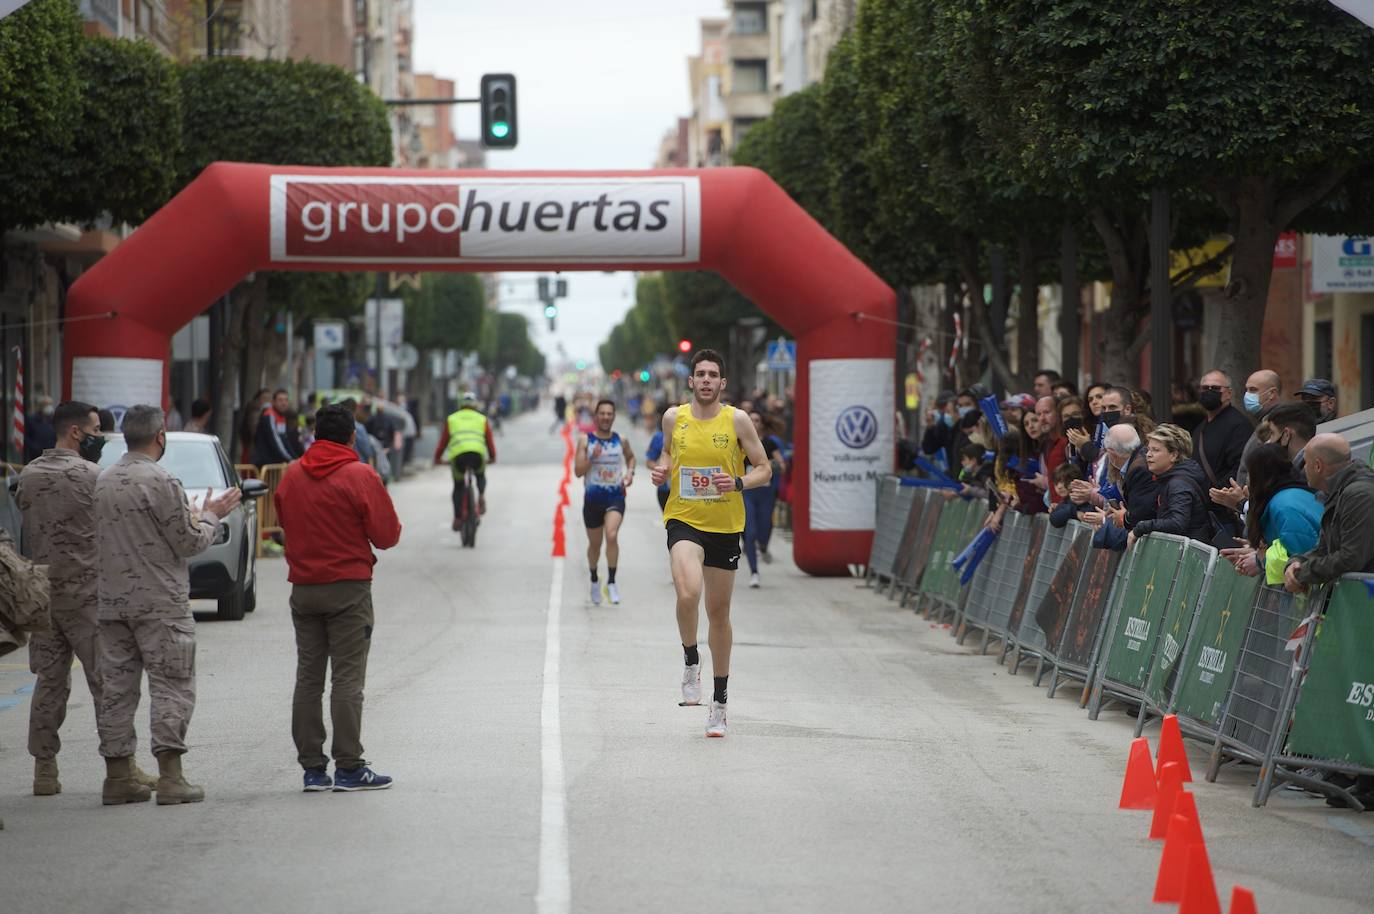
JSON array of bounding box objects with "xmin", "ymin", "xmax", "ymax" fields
[{"xmin": 536, "ymin": 556, "xmax": 571, "ymax": 914}]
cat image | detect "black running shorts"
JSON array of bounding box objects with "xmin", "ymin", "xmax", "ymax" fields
[{"xmin": 665, "ymin": 519, "xmax": 741, "ymax": 571}]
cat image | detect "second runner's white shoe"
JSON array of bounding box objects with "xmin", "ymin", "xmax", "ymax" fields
[
  {"xmin": 680, "ymin": 663, "xmax": 701, "ymax": 706},
  {"xmin": 706, "ymin": 700, "xmax": 728, "ymax": 737},
  {"xmin": 607, "ymin": 582, "xmax": 621, "ymax": 604},
  {"xmin": 590, "ymin": 582, "xmax": 602, "ymax": 606}
]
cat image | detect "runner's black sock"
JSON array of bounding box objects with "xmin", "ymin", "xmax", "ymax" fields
[
  {"xmin": 607, "ymin": 566, "xmax": 617, "ymax": 584},
  {"xmin": 683, "ymin": 644, "xmax": 699, "ymax": 666},
  {"xmin": 589, "ymin": 567, "xmax": 598, "ymax": 583},
  {"xmin": 713, "ymin": 676, "xmax": 728, "ymax": 705}
]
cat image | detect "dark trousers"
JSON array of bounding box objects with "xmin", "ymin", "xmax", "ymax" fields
[
  {"xmin": 290, "ymin": 581, "xmax": 373, "ymax": 770},
  {"xmin": 450, "ymin": 453, "xmax": 487, "ymax": 519},
  {"xmin": 742, "ymin": 485, "xmax": 777, "ymax": 573}
]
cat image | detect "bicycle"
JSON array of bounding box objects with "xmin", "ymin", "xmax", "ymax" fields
[{"xmin": 455, "ymin": 462, "xmax": 480, "ymax": 548}]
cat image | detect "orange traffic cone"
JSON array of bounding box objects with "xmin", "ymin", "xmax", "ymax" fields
[
  {"xmin": 1150, "ymin": 761, "xmax": 1185, "ymax": 839},
  {"xmin": 1154, "ymin": 792, "xmax": 1205, "ymax": 903},
  {"xmin": 1119, "ymin": 737, "xmax": 1157, "ymax": 810},
  {"xmin": 1228, "ymin": 886, "xmax": 1258, "ymax": 914},
  {"xmin": 1178, "ymin": 842, "xmax": 1221, "ymax": 914},
  {"xmin": 1157, "ymin": 714, "xmax": 1194, "ymax": 782}
]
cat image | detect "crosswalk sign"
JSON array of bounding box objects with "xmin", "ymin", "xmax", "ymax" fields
[{"xmin": 766, "ymin": 339, "xmax": 796, "ymax": 370}]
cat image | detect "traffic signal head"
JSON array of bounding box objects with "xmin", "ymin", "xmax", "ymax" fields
[
  {"xmin": 537, "ymin": 276, "xmax": 550, "ymax": 299},
  {"xmin": 677, "ymin": 339, "xmax": 692, "ymax": 353},
  {"xmin": 544, "ymin": 303, "xmax": 557, "ymax": 319},
  {"xmin": 555, "ymin": 278, "xmax": 568, "ymax": 298},
  {"xmin": 638, "ymin": 370, "xmax": 651, "ymax": 383},
  {"xmin": 480, "ymin": 74, "xmax": 518, "ymax": 149}
]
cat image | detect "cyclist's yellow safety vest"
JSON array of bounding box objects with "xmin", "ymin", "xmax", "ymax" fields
[
  {"xmin": 661, "ymin": 404, "xmax": 745, "ymax": 534},
  {"xmin": 445, "ymin": 409, "xmax": 488, "ymax": 463}
]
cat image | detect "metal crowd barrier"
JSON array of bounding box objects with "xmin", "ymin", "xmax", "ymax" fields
[
  {"xmin": 1204, "ymin": 584, "xmax": 1313, "ymax": 780},
  {"xmin": 877, "ymin": 484, "xmax": 919, "ymax": 596},
  {"xmin": 864, "ymin": 475, "xmax": 903, "ymax": 587},
  {"xmin": 1133, "ymin": 538, "xmax": 1220, "ymax": 736},
  {"xmin": 960, "ymin": 511, "xmax": 1035, "ymax": 654},
  {"xmin": 888, "ymin": 487, "xmax": 933, "ymax": 599},
  {"xmin": 1086, "ymin": 534, "xmax": 1191, "ymax": 719},
  {"xmin": 897, "ymin": 491, "xmax": 943, "ymax": 607},
  {"xmin": 1044, "ymin": 540, "xmax": 1123, "ymax": 700},
  {"xmin": 913, "ymin": 496, "xmax": 979, "ymax": 624},
  {"xmin": 254, "ymin": 462, "xmax": 289, "ymax": 557},
  {"xmin": 1253, "ymin": 573, "xmax": 1374, "ymax": 810},
  {"xmin": 1005, "ymin": 516, "xmax": 1071, "ymax": 673},
  {"xmin": 1167, "ymin": 560, "xmax": 1262, "ymax": 742}
]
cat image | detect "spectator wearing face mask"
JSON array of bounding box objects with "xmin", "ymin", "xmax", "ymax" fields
[
  {"xmin": 1192, "ymin": 369, "xmax": 1251, "ymax": 539},
  {"xmin": 1235, "ymin": 369, "xmax": 1282, "ymax": 487},
  {"xmin": 1259, "ymin": 403, "xmax": 1317, "ymax": 473},
  {"xmin": 920, "ymin": 390, "xmax": 959, "ymax": 473},
  {"xmin": 1294, "ymin": 378, "xmax": 1338, "ymax": 425}
]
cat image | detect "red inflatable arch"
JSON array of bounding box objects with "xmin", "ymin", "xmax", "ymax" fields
[{"xmin": 64, "ymin": 164, "xmax": 895, "ymax": 575}]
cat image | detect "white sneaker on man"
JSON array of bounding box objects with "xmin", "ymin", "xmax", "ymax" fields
[
  {"xmin": 606, "ymin": 582, "xmax": 621, "ymax": 605},
  {"xmin": 590, "ymin": 582, "xmax": 602, "ymax": 606},
  {"xmin": 679, "ymin": 663, "xmax": 702, "ymax": 706},
  {"xmin": 749, "ymin": 572, "xmax": 760, "ymax": 589},
  {"xmin": 705, "ymin": 700, "xmax": 728, "ymax": 738}
]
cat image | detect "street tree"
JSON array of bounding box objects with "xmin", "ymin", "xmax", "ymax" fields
[
  {"xmin": 0, "ymin": 0, "xmax": 82, "ymax": 230},
  {"xmin": 175, "ymin": 56, "xmax": 391, "ymax": 448},
  {"xmin": 49, "ymin": 35, "xmax": 182, "ymax": 228},
  {"xmin": 958, "ymin": 0, "xmax": 1374, "ymax": 385}
]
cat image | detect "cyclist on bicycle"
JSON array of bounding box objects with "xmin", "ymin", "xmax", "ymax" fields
[{"xmin": 434, "ymin": 392, "xmax": 497, "ymax": 531}]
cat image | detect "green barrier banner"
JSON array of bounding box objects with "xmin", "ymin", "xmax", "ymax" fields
[
  {"xmin": 1172, "ymin": 560, "xmax": 1261, "ymax": 725},
  {"xmin": 1101, "ymin": 536, "xmax": 1185, "ymax": 690},
  {"xmin": 1143, "ymin": 546, "xmax": 1212, "ymax": 708},
  {"xmin": 919, "ymin": 498, "xmax": 965, "ymax": 597},
  {"xmin": 1285, "ymin": 578, "xmax": 1374, "ymax": 767}
]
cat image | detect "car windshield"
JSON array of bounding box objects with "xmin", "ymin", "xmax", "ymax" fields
[{"xmin": 98, "ymin": 437, "xmax": 229, "ymax": 490}]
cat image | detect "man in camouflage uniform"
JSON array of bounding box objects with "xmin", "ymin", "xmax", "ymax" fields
[
  {"xmin": 17, "ymin": 401, "xmax": 158, "ymax": 796},
  {"xmin": 96, "ymin": 405, "xmax": 241, "ymax": 806}
]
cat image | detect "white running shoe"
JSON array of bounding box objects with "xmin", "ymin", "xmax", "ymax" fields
[
  {"xmin": 590, "ymin": 582, "xmax": 602, "ymax": 606},
  {"xmin": 607, "ymin": 582, "xmax": 621, "ymax": 605},
  {"xmin": 706, "ymin": 700, "xmax": 728, "ymax": 738},
  {"xmin": 679, "ymin": 663, "xmax": 702, "ymax": 706},
  {"xmin": 749, "ymin": 572, "xmax": 760, "ymax": 589}
]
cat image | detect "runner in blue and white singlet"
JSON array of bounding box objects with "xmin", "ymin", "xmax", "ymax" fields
[{"xmin": 574, "ymin": 399, "xmax": 636, "ymax": 605}]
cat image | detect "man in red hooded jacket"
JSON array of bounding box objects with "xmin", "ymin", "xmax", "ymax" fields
[{"xmin": 274, "ymin": 403, "xmax": 402, "ymax": 792}]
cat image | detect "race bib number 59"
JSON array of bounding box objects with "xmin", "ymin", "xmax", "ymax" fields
[{"xmin": 679, "ymin": 465, "xmax": 722, "ymax": 500}]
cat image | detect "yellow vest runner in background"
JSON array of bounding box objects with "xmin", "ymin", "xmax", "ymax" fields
[
  {"xmin": 444, "ymin": 409, "xmax": 489, "ymax": 465},
  {"xmin": 662, "ymin": 404, "xmax": 746, "ymax": 534}
]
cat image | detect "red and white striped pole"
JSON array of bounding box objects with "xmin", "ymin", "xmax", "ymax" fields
[{"xmin": 11, "ymin": 347, "xmax": 24, "ymax": 461}]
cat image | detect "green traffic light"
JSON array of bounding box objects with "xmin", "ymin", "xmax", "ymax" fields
[
  {"xmin": 638, "ymin": 370, "xmax": 651, "ymax": 382},
  {"xmin": 576, "ymin": 359, "xmax": 587, "ymax": 370},
  {"xmin": 491, "ymin": 122, "xmax": 510, "ymax": 139},
  {"xmin": 544, "ymin": 304, "xmax": 557, "ymax": 318}
]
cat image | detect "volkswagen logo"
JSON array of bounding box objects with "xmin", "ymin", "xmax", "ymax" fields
[{"xmin": 835, "ymin": 405, "xmax": 878, "ymax": 449}]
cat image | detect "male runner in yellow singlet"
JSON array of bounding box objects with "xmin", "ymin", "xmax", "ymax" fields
[{"xmin": 650, "ymin": 349, "xmax": 771, "ymax": 737}]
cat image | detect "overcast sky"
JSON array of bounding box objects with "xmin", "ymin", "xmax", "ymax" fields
[{"xmin": 411, "ymin": 0, "xmax": 729, "ymax": 368}]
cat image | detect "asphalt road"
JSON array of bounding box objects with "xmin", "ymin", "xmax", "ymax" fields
[{"xmin": 1, "ymin": 410, "xmax": 1371, "ymax": 914}]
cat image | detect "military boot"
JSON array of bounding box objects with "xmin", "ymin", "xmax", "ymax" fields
[
  {"xmin": 33, "ymin": 758, "xmax": 61, "ymax": 796},
  {"xmin": 131, "ymin": 760, "xmax": 159, "ymax": 791},
  {"xmin": 155, "ymin": 753, "xmax": 205, "ymax": 805},
  {"xmin": 102, "ymin": 757, "xmax": 153, "ymax": 806}
]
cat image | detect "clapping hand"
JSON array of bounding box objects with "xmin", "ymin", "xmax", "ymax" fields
[
  {"xmin": 1068, "ymin": 479, "xmax": 1097, "ymax": 505},
  {"xmin": 202, "ymin": 487, "xmax": 242, "ymax": 522},
  {"xmin": 1065, "ymin": 427, "xmax": 1091, "ymax": 449},
  {"xmin": 1081, "ymin": 510, "xmax": 1106, "ymax": 530},
  {"xmin": 1209, "ymin": 477, "xmax": 1247, "ymax": 510}
]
